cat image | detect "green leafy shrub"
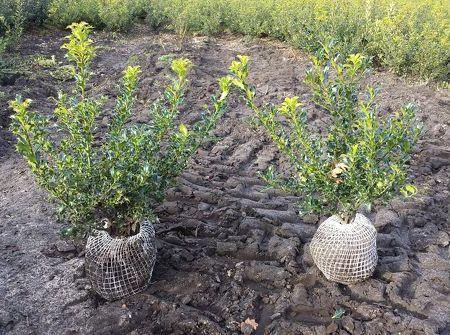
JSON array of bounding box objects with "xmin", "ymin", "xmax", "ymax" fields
[
  {"xmin": 225, "ymin": 0, "xmax": 275, "ymax": 37},
  {"xmin": 0, "ymin": 17, "xmax": 10, "ymax": 58},
  {"xmin": 97, "ymin": 0, "xmax": 144, "ymax": 31},
  {"xmin": 229, "ymin": 47, "xmax": 422, "ymax": 223},
  {"xmin": 3, "ymin": 0, "xmax": 449, "ymax": 79},
  {"xmin": 0, "ymin": 0, "xmax": 49, "ymax": 27},
  {"xmin": 271, "ymin": 0, "xmax": 367, "ymax": 55},
  {"xmin": 48, "ymin": 0, "xmax": 101, "ymax": 28},
  {"xmin": 146, "ymin": 0, "xmax": 225, "ymax": 35},
  {"xmin": 10, "ymin": 22, "xmax": 232, "ymax": 237},
  {"xmin": 365, "ymin": 2, "xmax": 450, "ymax": 80},
  {"xmin": 0, "ymin": 1, "xmax": 25, "ymax": 79},
  {"xmin": 0, "ymin": 0, "xmax": 25, "ymax": 57},
  {"xmin": 2, "ymin": 0, "xmax": 449, "ymax": 79}
]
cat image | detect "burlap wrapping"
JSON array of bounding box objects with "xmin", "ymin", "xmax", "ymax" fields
[
  {"xmin": 309, "ymin": 213, "xmax": 378, "ymax": 284},
  {"xmin": 85, "ymin": 220, "xmax": 157, "ymax": 300}
]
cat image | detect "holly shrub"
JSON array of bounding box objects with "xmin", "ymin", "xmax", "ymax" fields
[
  {"xmin": 229, "ymin": 45, "xmax": 422, "ymax": 223},
  {"xmin": 0, "ymin": 0, "xmax": 25, "ymax": 59},
  {"xmin": 10, "ymin": 22, "xmax": 232, "ymax": 237}
]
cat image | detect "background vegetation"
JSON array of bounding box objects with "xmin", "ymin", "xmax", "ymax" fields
[
  {"xmin": 1, "ymin": 0, "xmax": 449, "ymax": 80},
  {"xmin": 148, "ymin": 0, "xmax": 450, "ymax": 81}
]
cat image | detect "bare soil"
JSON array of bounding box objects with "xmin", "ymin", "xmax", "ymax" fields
[{"xmin": 1, "ymin": 26, "xmax": 450, "ymax": 335}]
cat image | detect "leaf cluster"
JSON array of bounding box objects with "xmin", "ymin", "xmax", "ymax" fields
[{"xmin": 48, "ymin": 0, "xmax": 147, "ymax": 31}]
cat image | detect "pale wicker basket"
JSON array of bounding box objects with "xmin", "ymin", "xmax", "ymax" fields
[
  {"xmin": 85, "ymin": 220, "xmax": 157, "ymax": 300},
  {"xmin": 309, "ymin": 213, "xmax": 377, "ymax": 284}
]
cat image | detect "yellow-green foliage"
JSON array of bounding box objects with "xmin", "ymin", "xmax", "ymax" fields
[
  {"xmin": 97, "ymin": 0, "xmax": 144, "ymax": 31},
  {"xmin": 0, "ymin": 0, "xmax": 26, "ymax": 54},
  {"xmin": 48, "ymin": 0, "xmax": 99, "ymax": 28},
  {"xmin": 364, "ymin": 1, "xmax": 450, "ymax": 80},
  {"xmin": 147, "ymin": 0, "xmax": 226, "ymax": 35},
  {"xmin": 4, "ymin": 0, "xmax": 450, "ymax": 79},
  {"xmin": 48, "ymin": 0, "xmax": 146, "ymax": 31},
  {"xmin": 148, "ymin": 0, "xmax": 450, "ymax": 81},
  {"xmin": 0, "ymin": 0, "xmax": 49, "ymax": 26}
]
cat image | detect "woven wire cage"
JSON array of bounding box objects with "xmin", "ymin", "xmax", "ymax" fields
[
  {"xmin": 85, "ymin": 220, "xmax": 157, "ymax": 300},
  {"xmin": 309, "ymin": 213, "xmax": 378, "ymax": 285}
]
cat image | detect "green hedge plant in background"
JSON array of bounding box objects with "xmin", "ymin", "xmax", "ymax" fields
[
  {"xmin": 48, "ymin": 0, "xmax": 100, "ymax": 29},
  {"xmin": 0, "ymin": 0, "xmax": 25, "ymax": 58},
  {"xmin": 97, "ymin": 0, "xmax": 146, "ymax": 32},
  {"xmin": 10, "ymin": 22, "xmax": 232, "ymax": 238},
  {"xmin": 3, "ymin": 0, "xmax": 446, "ymax": 81},
  {"xmin": 146, "ymin": 0, "xmax": 450, "ymax": 81},
  {"xmin": 0, "ymin": 0, "xmax": 49, "ymax": 56},
  {"xmin": 365, "ymin": 2, "xmax": 450, "ymax": 80},
  {"xmin": 0, "ymin": 0, "xmax": 49, "ymax": 28},
  {"xmin": 147, "ymin": 0, "xmax": 226, "ymax": 35},
  {"xmin": 1, "ymin": 0, "xmax": 449, "ymax": 80},
  {"xmin": 48, "ymin": 0, "xmax": 146, "ymax": 31}
]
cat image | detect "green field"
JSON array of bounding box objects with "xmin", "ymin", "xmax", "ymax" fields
[{"xmin": 1, "ymin": 0, "xmax": 450, "ymax": 80}]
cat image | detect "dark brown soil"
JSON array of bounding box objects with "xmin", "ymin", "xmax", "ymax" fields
[{"xmin": 1, "ymin": 26, "xmax": 450, "ymax": 335}]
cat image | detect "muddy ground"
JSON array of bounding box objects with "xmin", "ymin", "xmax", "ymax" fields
[{"xmin": 1, "ymin": 26, "xmax": 450, "ymax": 335}]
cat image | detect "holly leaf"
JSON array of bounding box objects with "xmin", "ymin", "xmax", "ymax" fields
[
  {"xmin": 400, "ymin": 184, "xmax": 417, "ymax": 197},
  {"xmin": 179, "ymin": 123, "xmax": 189, "ymax": 137}
]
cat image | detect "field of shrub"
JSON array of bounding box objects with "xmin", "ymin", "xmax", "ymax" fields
[
  {"xmin": 149, "ymin": 0, "xmax": 450, "ymax": 80},
  {"xmin": 1, "ymin": 0, "xmax": 450, "ymax": 81}
]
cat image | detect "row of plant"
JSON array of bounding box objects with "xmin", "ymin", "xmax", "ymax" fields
[
  {"xmin": 1, "ymin": 0, "xmax": 449, "ymax": 81},
  {"xmin": 148, "ymin": 0, "xmax": 450, "ymax": 81},
  {"xmin": 11, "ymin": 23, "xmax": 421, "ymax": 299},
  {"xmin": 0, "ymin": 0, "xmax": 146, "ymax": 33}
]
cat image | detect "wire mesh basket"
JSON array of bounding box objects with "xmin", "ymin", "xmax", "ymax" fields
[
  {"xmin": 85, "ymin": 220, "xmax": 157, "ymax": 300},
  {"xmin": 309, "ymin": 213, "xmax": 378, "ymax": 285}
]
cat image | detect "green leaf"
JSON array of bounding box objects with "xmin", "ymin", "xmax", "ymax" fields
[
  {"xmin": 171, "ymin": 58, "xmax": 192, "ymax": 79},
  {"xmin": 179, "ymin": 123, "xmax": 189, "ymax": 136},
  {"xmin": 400, "ymin": 184, "xmax": 417, "ymax": 197},
  {"xmin": 331, "ymin": 307, "xmax": 346, "ymax": 320}
]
